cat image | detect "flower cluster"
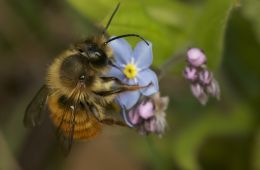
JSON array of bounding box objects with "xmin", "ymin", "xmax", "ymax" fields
[
  {"xmin": 107, "ymin": 37, "xmax": 168, "ymax": 136},
  {"xmin": 183, "ymin": 48, "xmax": 220, "ymax": 105},
  {"xmin": 127, "ymin": 93, "xmax": 169, "ymax": 136}
]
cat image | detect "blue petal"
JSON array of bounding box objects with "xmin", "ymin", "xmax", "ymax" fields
[
  {"xmin": 133, "ymin": 41, "xmax": 153, "ymax": 70},
  {"xmin": 108, "ymin": 36, "xmax": 132, "ymax": 68},
  {"xmin": 106, "ymin": 67, "xmax": 139, "ymax": 86},
  {"xmin": 117, "ymin": 103, "xmax": 134, "ymax": 127},
  {"xmin": 105, "ymin": 66, "xmax": 125, "ymax": 81},
  {"xmin": 117, "ymin": 91, "xmax": 140, "ymax": 110},
  {"xmin": 137, "ymin": 69, "xmax": 159, "ymax": 96},
  {"xmin": 124, "ymin": 78, "xmax": 137, "ymax": 85}
]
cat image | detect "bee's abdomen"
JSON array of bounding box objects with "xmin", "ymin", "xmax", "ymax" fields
[{"xmin": 48, "ymin": 95, "xmax": 101, "ymax": 140}]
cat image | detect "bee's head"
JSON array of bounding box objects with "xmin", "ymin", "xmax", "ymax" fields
[
  {"xmin": 76, "ymin": 41, "xmax": 110, "ymax": 69},
  {"xmin": 59, "ymin": 54, "xmax": 96, "ymax": 90}
]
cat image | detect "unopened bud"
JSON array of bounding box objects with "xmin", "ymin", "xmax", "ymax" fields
[
  {"xmin": 190, "ymin": 83, "xmax": 208, "ymax": 105},
  {"xmin": 139, "ymin": 101, "xmax": 154, "ymax": 119},
  {"xmin": 199, "ymin": 69, "xmax": 212, "ymax": 85},
  {"xmin": 128, "ymin": 109, "xmax": 141, "ymax": 125},
  {"xmin": 187, "ymin": 48, "xmax": 206, "ymax": 67},
  {"xmin": 184, "ymin": 66, "xmax": 198, "ymax": 81},
  {"xmin": 207, "ymin": 79, "xmax": 220, "ymax": 100}
]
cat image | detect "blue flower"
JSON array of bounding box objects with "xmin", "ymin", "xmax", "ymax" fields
[{"xmin": 108, "ymin": 37, "xmax": 159, "ymax": 110}]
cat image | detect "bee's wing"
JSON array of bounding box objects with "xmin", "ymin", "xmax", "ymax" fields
[
  {"xmin": 24, "ymin": 85, "xmax": 49, "ymax": 127},
  {"xmin": 56, "ymin": 107, "xmax": 75, "ymax": 155}
]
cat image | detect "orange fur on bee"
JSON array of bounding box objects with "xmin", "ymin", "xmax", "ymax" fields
[{"xmin": 48, "ymin": 94, "xmax": 101, "ymax": 140}]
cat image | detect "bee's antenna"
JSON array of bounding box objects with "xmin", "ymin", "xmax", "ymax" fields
[
  {"xmin": 105, "ymin": 34, "xmax": 149, "ymax": 46},
  {"xmin": 103, "ymin": 2, "xmax": 121, "ymax": 34}
]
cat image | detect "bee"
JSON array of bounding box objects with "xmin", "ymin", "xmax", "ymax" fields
[{"xmin": 23, "ymin": 3, "xmax": 149, "ymax": 154}]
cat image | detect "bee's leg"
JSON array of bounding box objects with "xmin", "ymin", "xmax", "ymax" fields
[
  {"xmin": 90, "ymin": 105, "xmax": 106, "ymax": 120},
  {"xmin": 94, "ymin": 81, "xmax": 152, "ymax": 97},
  {"xmin": 82, "ymin": 100, "xmax": 104, "ymax": 120},
  {"xmin": 100, "ymin": 77, "xmax": 123, "ymax": 84},
  {"xmin": 100, "ymin": 76, "xmax": 150, "ymax": 89},
  {"xmin": 100, "ymin": 118, "xmax": 128, "ymax": 127},
  {"xmin": 93, "ymin": 85, "xmax": 138, "ymax": 96}
]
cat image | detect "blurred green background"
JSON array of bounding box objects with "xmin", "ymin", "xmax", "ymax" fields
[{"xmin": 0, "ymin": 0, "xmax": 259, "ymax": 170}]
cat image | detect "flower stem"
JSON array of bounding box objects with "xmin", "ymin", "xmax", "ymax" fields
[
  {"xmin": 145, "ymin": 137, "xmax": 167, "ymax": 170},
  {"xmin": 157, "ymin": 50, "xmax": 186, "ymax": 80}
]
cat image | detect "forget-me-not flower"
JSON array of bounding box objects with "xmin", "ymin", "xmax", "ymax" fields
[{"xmin": 108, "ymin": 37, "xmax": 159, "ymax": 110}]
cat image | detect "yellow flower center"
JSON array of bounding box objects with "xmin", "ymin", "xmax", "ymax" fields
[{"xmin": 123, "ymin": 64, "xmax": 138, "ymax": 79}]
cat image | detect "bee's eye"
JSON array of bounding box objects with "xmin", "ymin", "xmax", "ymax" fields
[
  {"xmin": 79, "ymin": 75, "xmax": 85, "ymax": 80},
  {"xmin": 87, "ymin": 45, "xmax": 96, "ymax": 52},
  {"xmin": 78, "ymin": 48, "xmax": 84, "ymax": 53},
  {"xmin": 94, "ymin": 51, "xmax": 101, "ymax": 57}
]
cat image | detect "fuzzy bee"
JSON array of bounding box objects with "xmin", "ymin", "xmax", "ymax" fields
[{"xmin": 23, "ymin": 3, "xmax": 149, "ymax": 153}]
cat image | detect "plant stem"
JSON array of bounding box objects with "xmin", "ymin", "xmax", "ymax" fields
[{"xmin": 157, "ymin": 51, "xmax": 186, "ymax": 80}]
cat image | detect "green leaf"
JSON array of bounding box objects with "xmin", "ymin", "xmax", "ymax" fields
[
  {"xmin": 223, "ymin": 8, "xmax": 260, "ymax": 100},
  {"xmin": 242, "ymin": 0, "xmax": 260, "ymax": 43},
  {"xmin": 67, "ymin": 0, "xmax": 236, "ymax": 69},
  {"xmin": 172, "ymin": 104, "xmax": 254, "ymax": 170}
]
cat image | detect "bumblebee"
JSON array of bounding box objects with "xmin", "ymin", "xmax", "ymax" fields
[{"xmin": 24, "ymin": 3, "xmax": 148, "ymax": 153}]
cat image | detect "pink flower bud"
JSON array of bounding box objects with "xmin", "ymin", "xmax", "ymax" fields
[
  {"xmin": 199, "ymin": 69, "xmax": 212, "ymax": 85},
  {"xmin": 139, "ymin": 101, "xmax": 154, "ymax": 119},
  {"xmin": 184, "ymin": 66, "xmax": 198, "ymax": 81},
  {"xmin": 190, "ymin": 83, "xmax": 208, "ymax": 105},
  {"xmin": 127, "ymin": 93, "xmax": 168, "ymax": 136},
  {"xmin": 128, "ymin": 109, "xmax": 141, "ymax": 125},
  {"xmin": 143, "ymin": 118, "xmax": 155, "ymax": 132},
  {"xmin": 187, "ymin": 48, "xmax": 206, "ymax": 67},
  {"xmin": 207, "ymin": 79, "xmax": 220, "ymax": 100}
]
